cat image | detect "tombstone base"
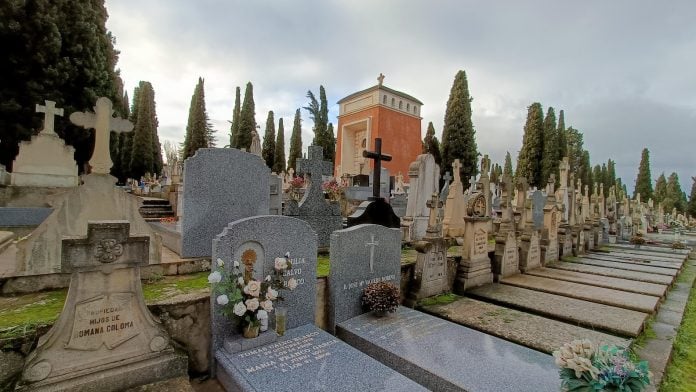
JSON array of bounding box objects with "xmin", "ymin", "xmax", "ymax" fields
[
  {"xmin": 346, "ymin": 199, "xmax": 400, "ymax": 229},
  {"xmin": 454, "ymin": 258, "xmax": 493, "ymax": 292},
  {"xmin": 17, "ymin": 350, "xmax": 187, "ymax": 392}
]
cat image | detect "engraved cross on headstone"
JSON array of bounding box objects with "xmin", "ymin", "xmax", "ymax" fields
[
  {"xmin": 61, "ymin": 220, "xmax": 149, "ymax": 274},
  {"xmin": 36, "ymin": 100, "xmax": 63, "ymax": 135},
  {"xmin": 296, "ymin": 145, "xmax": 333, "ymax": 200},
  {"xmin": 362, "ymin": 138, "xmax": 392, "ymax": 201},
  {"xmin": 365, "ymin": 234, "xmax": 379, "ymax": 273},
  {"xmin": 70, "ymin": 97, "xmax": 134, "ymax": 174}
]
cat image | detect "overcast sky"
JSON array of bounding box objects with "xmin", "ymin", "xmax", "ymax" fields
[{"xmin": 105, "ymin": 0, "xmax": 695, "ymax": 193}]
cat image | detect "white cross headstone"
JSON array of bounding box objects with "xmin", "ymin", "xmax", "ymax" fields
[
  {"xmin": 36, "ymin": 100, "xmax": 64, "ymax": 135},
  {"xmin": 70, "ymin": 97, "xmax": 133, "ymax": 174}
]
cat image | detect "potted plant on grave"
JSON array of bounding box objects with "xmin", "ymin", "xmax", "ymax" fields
[
  {"xmin": 361, "ymin": 281, "xmax": 400, "ymax": 317},
  {"xmin": 553, "ymin": 340, "xmax": 651, "ymax": 392},
  {"xmin": 322, "ymin": 179, "xmax": 342, "ymax": 202},
  {"xmin": 671, "ymin": 241, "xmax": 686, "ymax": 250},
  {"xmin": 629, "ymin": 233, "xmax": 646, "ymax": 248},
  {"xmin": 607, "ymin": 229, "xmax": 617, "ymax": 244},
  {"xmin": 287, "ymin": 176, "xmax": 305, "ymax": 201},
  {"xmin": 208, "ymin": 252, "xmax": 298, "ymax": 338}
]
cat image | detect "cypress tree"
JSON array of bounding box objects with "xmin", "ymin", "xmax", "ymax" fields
[
  {"xmin": 273, "ymin": 118, "xmax": 286, "ymax": 174},
  {"xmin": 654, "ymin": 173, "xmax": 667, "ymax": 203},
  {"xmin": 607, "ymin": 159, "xmax": 617, "ymax": 189},
  {"xmin": 541, "ymin": 107, "xmax": 558, "ymax": 184},
  {"xmin": 304, "ymin": 86, "xmax": 332, "ymax": 162},
  {"xmin": 423, "ymin": 122, "xmax": 443, "ymax": 167},
  {"xmin": 0, "ymin": 0, "xmax": 120, "ymax": 171},
  {"xmin": 687, "ymin": 177, "xmax": 696, "ymax": 217},
  {"xmin": 600, "ymin": 163, "xmax": 608, "ymax": 190},
  {"xmin": 441, "ymin": 70, "xmax": 478, "ymax": 185},
  {"xmin": 129, "ymin": 81, "xmax": 156, "ymax": 178},
  {"xmin": 288, "ymin": 109, "xmax": 303, "ymax": 171},
  {"xmin": 565, "ymin": 127, "xmax": 584, "ymax": 175},
  {"xmin": 237, "ymin": 82, "xmax": 256, "ymax": 151},
  {"xmin": 633, "ymin": 148, "xmax": 653, "ymax": 200},
  {"xmin": 663, "ymin": 172, "xmax": 685, "ymax": 213},
  {"xmin": 557, "ymin": 109, "xmax": 567, "ymax": 159},
  {"xmin": 326, "ymin": 122, "xmax": 336, "ymax": 164},
  {"xmin": 516, "ymin": 102, "xmax": 544, "ymax": 187},
  {"xmin": 183, "ymin": 78, "xmax": 210, "ymax": 159},
  {"xmin": 592, "ymin": 164, "xmax": 602, "ymax": 189},
  {"xmin": 503, "ymin": 151, "xmax": 513, "ymax": 177},
  {"xmin": 150, "ymin": 87, "xmax": 163, "ymax": 176},
  {"xmin": 262, "ymin": 111, "xmax": 276, "ymax": 168},
  {"xmin": 579, "ymin": 150, "xmax": 592, "ymax": 187},
  {"xmin": 230, "ymin": 86, "xmax": 241, "ymax": 148}
]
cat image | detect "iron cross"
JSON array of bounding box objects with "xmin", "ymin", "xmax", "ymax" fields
[
  {"xmin": 362, "ymin": 138, "xmax": 392, "ymax": 201},
  {"xmin": 365, "ymin": 234, "xmax": 379, "ymax": 273}
]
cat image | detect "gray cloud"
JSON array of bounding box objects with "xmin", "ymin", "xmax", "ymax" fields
[{"xmin": 106, "ymin": 0, "xmax": 696, "ymax": 192}]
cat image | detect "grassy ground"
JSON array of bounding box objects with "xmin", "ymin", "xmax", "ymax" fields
[{"xmin": 659, "ymin": 269, "xmax": 696, "ymax": 391}]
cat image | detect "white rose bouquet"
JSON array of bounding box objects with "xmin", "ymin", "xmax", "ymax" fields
[{"xmin": 208, "ymin": 252, "xmax": 295, "ymax": 336}]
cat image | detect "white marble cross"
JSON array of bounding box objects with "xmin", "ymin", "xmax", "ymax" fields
[
  {"xmin": 36, "ymin": 100, "xmax": 64, "ymax": 135},
  {"xmin": 365, "ymin": 234, "xmax": 379, "ymax": 273},
  {"xmin": 70, "ymin": 97, "xmax": 133, "ymax": 174}
]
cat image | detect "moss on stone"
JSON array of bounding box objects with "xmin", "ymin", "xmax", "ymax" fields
[
  {"xmin": 418, "ymin": 293, "xmax": 460, "ymax": 307},
  {"xmin": 317, "ymin": 255, "xmax": 330, "ymax": 278},
  {"xmin": 661, "ymin": 268, "xmax": 696, "ymax": 392}
]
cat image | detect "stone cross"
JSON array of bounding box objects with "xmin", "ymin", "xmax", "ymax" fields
[
  {"xmin": 468, "ymin": 176, "xmax": 477, "ymax": 193},
  {"xmin": 546, "ymin": 174, "xmax": 556, "ymax": 196},
  {"xmin": 558, "ymin": 157, "xmax": 569, "ymax": 189},
  {"xmin": 296, "ymin": 145, "xmax": 333, "ymax": 199},
  {"xmin": 442, "ymin": 171, "xmax": 452, "ymax": 185},
  {"xmin": 426, "ymin": 193, "xmax": 443, "ymax": 233},
  {"xmin": 377, "ymin": 73, "xmax": 385, "ymax": 86},
  {"xmin": 500, "ymin": 174, "xmax": 514, "ymax": 222},
  {"xmin": 61, "ymin": 220, "xmax": 149, "ymax": 273},
  {"xmin": 70, "ymin": 97, "xmax": 133, "ymax": 174},
  {"xmin": 480, "ymin": 154, "xmax": 491, "ymax": 178},
  {"xmin": 362, "ymin": 138, "xmax": 392, "ymax": 201},
  {"xmin": 365, "ymin": 234, "xmax": 379, "ymax": 273},
  {"xmin": 36, "ymin": 100, "xmax": 63, "ymax": 135}
]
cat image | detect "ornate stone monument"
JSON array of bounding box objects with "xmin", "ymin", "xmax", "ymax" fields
[{"xmin": 17, "ymin": 221, "xmax": 186, "ymax": 391}]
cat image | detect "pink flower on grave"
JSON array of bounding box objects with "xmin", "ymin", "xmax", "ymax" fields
[
  {"xmin": 245, "ymin": 298, "xmax": 260, "ymax": 312},
  {"xmin": 287, "ymin": 277, "xmax": 298, "ymax": 290},
  {"xmin": 261, "ymin": 299, "xmax": 274, "ymax": 312},
  {"xmin": 266, "ymin": 287, "xmax": 278, "ymax": 300},
  {"xmin": 274, "ymin": 257, "xmax": 288, "ymax": 271},
  {"xmin": 244, "ymin": 280, "xmax": 261, "ymax": 297}
]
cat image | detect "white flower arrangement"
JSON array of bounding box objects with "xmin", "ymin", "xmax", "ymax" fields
[{"xmin": 208, "ymin": 253, "xmax": 295, "ymax": 332}]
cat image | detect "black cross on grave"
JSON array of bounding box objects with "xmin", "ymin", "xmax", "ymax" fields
[
  {"xmin": 61, "ymin": 220, "xmax": 149, "ymax": 274},
  {"xmin": 362, "ymin": 138, "xmax": 392, "ymax": 201},
  {"xmin": 296, "ymin": 145, "xmax": 334, "ymax": 201}
]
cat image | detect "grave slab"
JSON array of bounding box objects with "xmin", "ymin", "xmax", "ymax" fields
[
  {"xmin": 568, "ymin": 257, "xmax": 678, "ymax": 276},
  {"xmin": 597, "ymin": 249, "xmax": 685, "ymax": 261},
  {"xmin": 468, "ymin": 283, "xmax": 647, "ymax": 337},
  {"xmin": 547, "ymin": 262, "xmax": 674, "ymax": 285},
  {"xmin": 583, "ymin": 253, "xmax": 682, "ymax": 270},
  {"xmin": 215, "ymin": 324, "xmax": 426, "ymax": 392},
  {"xmin": 607, "ymin": 243, "xmax": 690, "ymax": 255},
  {"xmin": 421, "ymin": 297, "xmax": 631, "ymax": 353},
  {"xmin": 337, "ymin": 307, "xmax": 559, "ymax": 392},
  {"xmin": 525, "ymin": 268, "xmax": 668, "ymax": 297},
  {"xmin": 500, "ymin": 274, "xmax": 660, "ymax": 313}
]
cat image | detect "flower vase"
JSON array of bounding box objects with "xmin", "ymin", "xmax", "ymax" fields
[
  {"xmin": 243, "ymin": 324, "xmax": 260, "ymax": 339},
  {"xmin": 275, "ymin": 307, "xmax": 287, "ymax": 336}
]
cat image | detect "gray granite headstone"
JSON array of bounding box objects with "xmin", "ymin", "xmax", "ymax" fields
[
  {"xmin": 328, "ymin": 224, "xmax": 401, "ymax": 332},
  {"xmin": 269, "ymin": 174, "xmax": 282, "ymax": 215},
  {"xmin": 337, "ymin": 307, "xmax": 559, "ymax": 392},
  {"xmin": 369, "ymin": 167, "xmax": 390, "ymax": 199},
  {"xmin": 285, "ymin": 146, "xmax": 341, "ymax": 249},
  {"xmin": 212, "ymin": 217, "xmax": 425, "ymax": 392},
  {"xmin": 211, "ymin": 215, "xmax": 317, "ymax": 353},
  {"xmin": 531, "ymin": 190, "xmax": 545, "ymax": 230},
  {"xmin": 17, "ymin": 221, "xmax": 186, "ymax": 391},
  {"xmin": 182, "ymin": 148, "xmax": 269, "ymax": 257}
]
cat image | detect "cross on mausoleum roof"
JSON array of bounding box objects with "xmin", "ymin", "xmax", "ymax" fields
[{"xmin": 36, "ymin": 100, "xmax": 63, "ymax": 135}]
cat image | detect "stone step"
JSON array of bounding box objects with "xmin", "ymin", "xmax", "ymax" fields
[
  {"xmin": 140, "ymin": 197, "xmax": 170, "ymax": 205},
  {"xmin": 547, "ymin": 262, "xmax": 674, "ymax": 285},
  {"xmin": 583, "ymin": 254, "xmax": 682, "ymax": 270},
  {"xmin": 421, "ymin": 297, "xmax": 632, "ymax": 354},
  {"xmin": 604, "ymin": 247, "xmax": 686, "ymax": 261},
  {"xmin": 467, "ymin": 283, "xmax": 647, "ymax": 337},
  {"xmin": 139, "ymin": 208, "xmax": 174, "ymax": 214},
  {"xmin": 525, "ymin": 268, "xmax": 668, "ymax": 297},
  {"xmin": 566, "ymin": 257, "xmax": 678, "ymax": 276},
  {"xmin": 500, "ymin": 274, "xmax": 660, "ymax": 313}
]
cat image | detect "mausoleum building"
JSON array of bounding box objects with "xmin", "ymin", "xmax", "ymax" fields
[{"xmin": 335, "ymin": 75, "xmax": 422, "ymax": 182}]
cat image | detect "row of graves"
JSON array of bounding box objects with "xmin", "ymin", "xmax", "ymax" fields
[{"xmin": 1, "ymin": 96, "xmax": 693, "ymax": 391}]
